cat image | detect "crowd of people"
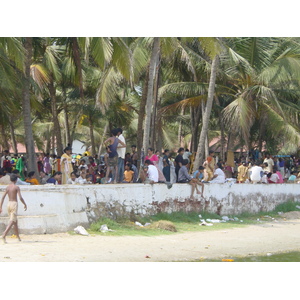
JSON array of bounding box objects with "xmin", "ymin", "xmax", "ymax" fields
[{"xmin": 1, "ymin": 130, "xmax": 300, "ymax": 191}]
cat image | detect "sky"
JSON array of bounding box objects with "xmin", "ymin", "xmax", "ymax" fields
[{"xmin": 0, "ymin": 1, "xmax": 297, "ymax": 298}]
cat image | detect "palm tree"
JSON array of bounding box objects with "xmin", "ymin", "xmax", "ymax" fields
[{"xmin": 221, "ymin": 37, "xmax": 300, "ymax": 155}]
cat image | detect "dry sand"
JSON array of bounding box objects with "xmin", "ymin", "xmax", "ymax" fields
[{"xmin": 1, "ymin": 214, "xmax": 300, "ymax": 262}]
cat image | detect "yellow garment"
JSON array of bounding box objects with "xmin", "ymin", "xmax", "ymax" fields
[
  {"xmin": 123, "ymin": 170, "xmax": 134, "ymax": 182},
  {"xmin": 8, "ymin": 201, "xmax": 18, "ymax": 222},
  {"xmin": 237, "ymin": 165, "xmax": 248, "ymax": 182},
  {"xmin": 204, "ymin": 157, "xmax": 215, "ymax": 181},
  {"xmin": 26, "ymin": 178, "xmax": 39, "ymax": 185},
  {"xmin": 60, "ymin": 153, "xmax": 73, "ymax": 184}
]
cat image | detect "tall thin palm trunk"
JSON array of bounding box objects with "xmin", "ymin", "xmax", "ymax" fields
[
  {"xmin": 22, "ymin": 37, "xmax": 39, "ymax": 174},
  {"xmin": 193, "ymin": 55, "xmax": 219, "ymax": 171},
  {"xmin": 137, "ymin": 67, "xmax": 149, "ymax": 169},
  {"xmin": 142, "ymin": 37, "xmax": 160, "ymax": 157},
  {"xmin": 49, "ymin": 81, "xmax": 63, "ymax": 156},
  {"xmin": 8, "ymin": 118, "xmax": 18, "ymax": 154}
]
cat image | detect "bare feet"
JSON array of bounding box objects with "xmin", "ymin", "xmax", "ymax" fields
[{"xmin": 1, "ymin": 236, "xmax": 7, "ymax": 244}]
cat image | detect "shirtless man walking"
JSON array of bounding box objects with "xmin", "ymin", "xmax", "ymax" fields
[{"xmin": 0, "ymin": 174, "xmax": 27, "ymax": 244}]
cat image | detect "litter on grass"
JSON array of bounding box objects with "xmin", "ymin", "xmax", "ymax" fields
[
  {"xmin": 99, "ymin": 224, "xmax": 115, "ymax": 233},
  {"xmin": 74, "ymin": 226, "xmax": 89, "ymax": 236}
]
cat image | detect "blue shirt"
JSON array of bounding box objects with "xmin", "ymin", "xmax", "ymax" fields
[{"xmin": 192, "ymin": 170, "xmax": 204, "ymax": 180}]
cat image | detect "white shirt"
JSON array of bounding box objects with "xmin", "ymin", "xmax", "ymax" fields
[
  {"xmin": 117, "ymin": 134, "xmax": 126, "ymax": 159},
  {"xmin": 250, "ymin": 166, "xmax": 263, "ymax": 181},
  {"xmin": 209, "ymin": 168, "xmax": 226, "ymax": 183},
  {"xmin": 263, "ymin": 158, "xmax": 274, "ymax": 173},
  {"xmin": 147, "ymin": 165, "xmax": 158, "ymax": 182},
  {"xmin": 269, "ymin": 173, "xmax": 279, "ymax": 183}
]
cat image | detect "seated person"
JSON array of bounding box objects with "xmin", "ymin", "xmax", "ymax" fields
[
  {"xmin": 267, "ymin": 169, "xmax": 280, "ymax": 183},
  {"xmin": 46, "ymin": 171, "xmax": 62, "ymax": 185},
  {"xmin": 86, "ymin": 174, "xmax": 93, "ymax": 184},
  {"xmin": 76, "ymin": 171, "xmax": 88, "ymax": 184},
  {"xmin": 178, "ymin": 159, "xmax": 204, "ymax": 198},
  {"xmin": 123, "ymin": 163, "xmax": 134, "ymax": 183},
  {"xmin": 209, "ymin": 162, "xmax": 226, "ymax": 183},
  {"xmin": 40, "ymin": 171, "xmax": 50, "ymax": 184},
  {"xmin": 192, "ymin": 166, "xmax": 204, "ymax": 181},
  {"xmin": 140, "ymin": 160, "xmax": 159, "ymax": 184},
  {"xmin": 288, "ymin": 171, "xmax": 297, "ymax": 183},
  {"xmin": 26, "ymin": 171, "xmax": 40, "ymax": 185},
  {"xmin": 67, "ymin": 172, "xmax": 77, "ymax": 184}
]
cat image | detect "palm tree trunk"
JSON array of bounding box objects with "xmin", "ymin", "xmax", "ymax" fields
[
  {"xmin": 98, "ymin": 122, "xmax": 108, "ymax": 156},
  {"xmin": 71, "ymin": 38, "xmax": 84, "ymax": 103},
  {"xmin": 49, "ymin": 81, "xmax": 63, "ymax": 156},
  {"xmin": 137, "ymin": 67, "xmax": 149, "ymax": 170},
  {"xmin": 62, "ymin": 87, "xmax": 71, "ymax": 146},
  {"xmin": 22, "ymin": 37, "xmax": 39, "ymax": 174},
  {"xmin": 0, "ymin": 124, "xmax": 10, "ymax": 150},
  {"xmin": 178, "ymin": 107, "xmax": 184, "ymax": 147},
  {"xmin": 193, "ymin": 55, "xmax": 219, "ymax": 171},
  {"xmin": 8, "ymin": 118, "xmax": 18, "ymax": 154},
  {"xmin": 142, "ymin": 37, "xmax": 160, "ymax": 156},
  {"xmin": 215, "ymin": 96, "xmax": 226, "ymax": 160},
  {"xmin": 89, "ymin": 119, "xmax": 96, "ymax": 156},
  {"xmin": 150, "ymin": 61, "xmax": 160, "ymax": 149}
]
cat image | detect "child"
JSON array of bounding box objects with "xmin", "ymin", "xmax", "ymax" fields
[
  {"xmin": 0, "ymin": 174, "xmax": 27, "ymax": 244},
  {"xmin": 123, "ymin": 163, "xmax": 134, "ymax": 183},
  {"xmin": 67, "ymin": 172, "xmax": 77, "ymax": 184}
]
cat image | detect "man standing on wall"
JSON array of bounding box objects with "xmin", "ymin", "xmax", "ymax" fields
[{"xmin": 116, "ymin": 128, "xmax": 126, "ymax": 183}]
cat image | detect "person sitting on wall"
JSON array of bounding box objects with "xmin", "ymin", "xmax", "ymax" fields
[
  {"xmin": 26, "ymin": 171, "xmax": 40, "ymax": 185},
  {"xmin": 178, "ymin": 159, "xmax": 204, "ymax": 199},
  {"xmin": 140, "ymin": 160, "xmax": 159, "ymax": 184},
  {"xmin": 46, "ymin": 171, "xmax": 62, "ymax": 185},
  {"xmin": 209, "ymin": 162, "xmax": 226, "ymax": 184}
]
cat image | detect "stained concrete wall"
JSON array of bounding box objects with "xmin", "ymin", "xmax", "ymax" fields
[{"xmin": 0, "ymin": 183, "xmax": 299, "ymax": 234}]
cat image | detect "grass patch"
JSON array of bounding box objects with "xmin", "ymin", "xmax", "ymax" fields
[{"xmin": 85, "ymin": 200, "xmax": 300, "ymax": 237}]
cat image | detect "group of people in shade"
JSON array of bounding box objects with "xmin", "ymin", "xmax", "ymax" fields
[{"xmin": 1, "ymin": 129, "xmax": 300, "ymax": 192}]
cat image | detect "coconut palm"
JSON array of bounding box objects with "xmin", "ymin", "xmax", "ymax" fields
[{"xmin": 221, "ymin": 37, "xmax": 300, "ymax": 155}]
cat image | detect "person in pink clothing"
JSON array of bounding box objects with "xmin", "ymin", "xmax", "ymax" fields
[
  {"xmin": 144, "ymin": 148, "xmax": 166, "ymax": 182},
  {"xmin": 275, "ymin": 167, "xmax": 284, "ymax": 183},
  {"xmin": 145, "ymin": 148, "xmax": 158, "ymax": 163}
]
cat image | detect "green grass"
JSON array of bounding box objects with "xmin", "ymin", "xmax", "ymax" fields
[{"xmin": 85, "ymin": 200, "xmax": 300, "ymax": 237}]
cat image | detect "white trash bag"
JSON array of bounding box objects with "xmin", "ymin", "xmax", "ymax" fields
[{"xmin": 74, "ymin": 225, "xmax": 89, "ymax": 236}]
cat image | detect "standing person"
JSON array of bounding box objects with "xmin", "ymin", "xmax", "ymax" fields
[
  {"xmin": 237, "ymin": 161, "xmax": 249, "ymax": 183},
  {"xmin": 50, "ymin": 154, "xmax": 57, "ymax": 175},
  {"xmin": 183, "ymin": 149, "xmax": 192, "ymax": 162},
  {"xmin": 43, "ymin": 153, "xmax": 52, "ymax": 175},
  {"xmin": 0, "ymin": 174, "xmax": 27, "ymax": 244},
  {"xmin": 178, "ymin": 159, "xmax": 204, "ymax": 198},
  {"xmin": 60, "ymin": 146, "xmax": 73, "ymax": 184},
  {"xmin": 1, "ymin": 150, "xmax": 11, "ymax": 169},
  {"xmin": 131, "ymin": 145, "xmax": 138, "ymax": 167},
  {"xmin": 278, "ymin": 158, "xmax": 285, "ymax": 178},
  {"xmin": 174, "ymin": 147, "xmax": 184, "ymax": 182},
  {"xmin": 203, "ymin": 150, "xmax": 215, "ymax": 181},
  {"xmin": 104, "ymin": 128, "xmax": 126, "ymax": 184},
  {"xmin": 263, "ymin": 154, "xmax": 274, "ymax": 173},
  {"xmin": 16, "ymin": 156, "xmax": 26, "ymax": 181},
  {"xmin": 88, "ymin": 156, "xmax": 97, "ymax": 183},
  {"xmin": 162, "ymin": 149, "xmax": 171, "ymax": 182},
  {"xmin": 116, "ymin": 128, "xmax": 126, "ymax": 183},
  {"xmin": 250, "ymin": 161, "xmax": 263, "ymax": 184}
]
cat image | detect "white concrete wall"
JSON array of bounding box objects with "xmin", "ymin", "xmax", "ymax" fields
[{"xmin": 0, "ymin": 183, "xmax": 299, "ymax": 234}]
